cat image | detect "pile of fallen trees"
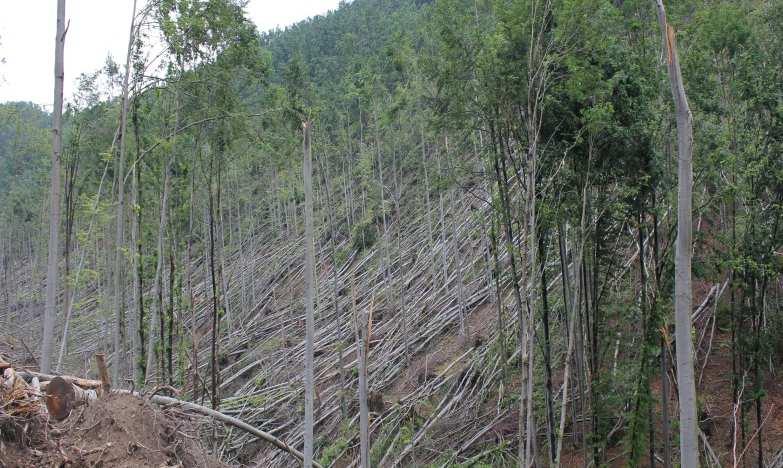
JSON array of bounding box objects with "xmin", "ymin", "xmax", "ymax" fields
[
  {"xmin": 0, "ymin": 353, "xmax": 321, "ymax": 467},
  {"xmin": 0, "ymin": 355, "xmax": 49, "ymax": 449}
]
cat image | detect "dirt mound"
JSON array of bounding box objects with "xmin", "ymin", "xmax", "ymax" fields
[{"xmin": 0, "ymin": 393, "xmax": 225, "ymax": 468}]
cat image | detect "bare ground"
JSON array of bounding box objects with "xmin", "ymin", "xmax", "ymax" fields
[{"xmin": 0, "ymin": 391, "xmax": 226, "ymax": 467}]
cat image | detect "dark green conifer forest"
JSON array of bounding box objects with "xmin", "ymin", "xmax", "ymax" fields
[{"xmin": 1, "ymin": 0, "xmax": 782, "ymax": 466}]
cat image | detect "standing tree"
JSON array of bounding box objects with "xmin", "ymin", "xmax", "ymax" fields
[
  {"xmin": 111, "ymin": 0, "xmax": 138, "ymax": 384},
  {"xmin": 302, "ymin": 120, "xmax": 315, "ymax": 467},
  {"xmin": 41, "ymin": 0, "xmax": 66, "ymax": 374},
  {"xmin": 654, "ymin": 1, "xmax": 699, "ymax": 465}
]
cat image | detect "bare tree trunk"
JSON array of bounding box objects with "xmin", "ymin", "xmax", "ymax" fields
[
  {"xmin": 111, "ymin": 0, "xmax": 138, "ymax": 385},
  {"xmin": 421, "ymin": 123, "xmax": 436, "ymax": 286},
  {"xmin": 352, "ymin": 273, "xmax": 370, "ymax": 468},
  {"xmin": 316, "ymin": 152, "xmax": 347, "ymax": 417},
  {"xmin": 374, "ymin": 112, "xmax": 391, "ymax": 298},
  {"xmin": 218, "ymin": 169, "xmax": 231, "ymax": 334},
  {"xmin": 556, "ymin": 172, "xmax": 590, "ymax": 467},
  {"xmin": 145, "ymin": 157, "xmax": 173, "ymax": 382},
  {"xmin": 187, "ymin": 169, "xmax": 198, "ymax": 399},
  {"xmin": 539, "ymin": 231, "xmax": 556, "ymax": 465},
  {"xmin": 654, "ymin": 2, "xmax": 699, "ymax": 466},
  {"xmin": 437, "ymin": 144, "xmax": 448, "ymax": 288},
  {"xmin": 489, "ymin": 212, "xmax": 507, "ymax": 363},
  {"xmin": 302, "ymin": 121, "xmax": 315, "ymax": 467},
  {"xmin": 166, "ymin": 243, "xmax": 175, "ymax": 384},
  {"xmin": 208, "ymin": 156, "xmax": 220, "ymax": 410},
  {"xmin": 60, "ymin": 123, "xmax": 79, "ymax": 371},
  {"xmin": 1, "ymin": 239, "xmax": 9, "ymax": 328},
  {"xmin": 131, "ymin": 102, "xmax": 145, "ymax": 384},
  {"xmin": 41, "ymin": 0, "xmax": 66, "ymax": 374},
  {"xmin": 391, "ymin": 147, "xmax": 410, "ymax": 359},
  {"xmin": 661, "ymin": 334, "xmax": 672, "ymax": 468}
]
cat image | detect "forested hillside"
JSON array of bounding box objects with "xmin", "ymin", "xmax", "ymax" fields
[{"xmin": 1, "ymin": 0, "xmax": 782, "ymax": 466}]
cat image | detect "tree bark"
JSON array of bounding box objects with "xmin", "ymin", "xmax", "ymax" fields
[
  {"xmin": 654, "ymin": 2, "xmax": 699, "ymax": 466},
  {"xmin": 302, "ymin": 121, "xmax": 316, "ymax": 467},
  {"xmin": 131, "ymin": 101, "xmax": 145, "ymax": 384},
  {"xmin": 111, "ymin": 0, "xmax": 138, "ymax": 385},
  {"xmin": 41, "ymin": 0, "xmax": 66, "ymax": 374},
  {"xmin": 352, "ymin": 275, "xmax": 370, "ymax": 468},
  {"xmin": 145, "ymin": 157, "xmax": 173, "ymax": 382},
  {"xmin": 208, "ymin": 154, "xmax": 220, "ymax": 410}
]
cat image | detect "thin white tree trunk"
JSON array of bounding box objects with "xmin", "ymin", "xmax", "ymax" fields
[
  {"xmin": 352, "ymin": 276, "xmax": 370, "ymax": 468},
  {"xmin": 437, "ymin": 146, "xmax": 448, "ymax": 288},
  {"xmin": 41, "ymin": 0, "xmax": 66, "ymax": 374},
  {"xmin": 302, "ymin": 121, "xmax": 316, "ymax": 467},
  {"xmin": 111, "ymin": 0, "xmax": 138, "ymax": 385},
  {"xmin": 555, "ymin": 163, "xmax": 591, "ymax": 467},
  {"xmin": 654, "ymin": 2, "xmax": 699, "ymax": 466},
  {"xmin": 130, "ymin": 146, "xmax": 142, "ymax": 381},
  {"xmin": 421, "ymin": 124, "xmax": 435, "ymax": 285},
  {"xmin": 453, "ymin": 194, "xmax": 467, "ymax": 337},
  {"xmin": 145, "ymin": 157, "xmax": 173, "ymax": 382}
]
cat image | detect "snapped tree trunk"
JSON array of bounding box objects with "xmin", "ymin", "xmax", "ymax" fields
[{"xmin": 654, "ymin": 2, "xmax": 699, "ymax": 465}]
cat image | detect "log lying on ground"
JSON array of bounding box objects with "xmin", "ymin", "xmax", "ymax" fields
[
  {"xmin": 18, "ymin": 370, "xmax": 102, "ymax": 389},
  {"xmin": 45, "ymin": 376, "xmax": 97, "ymax": 421}
]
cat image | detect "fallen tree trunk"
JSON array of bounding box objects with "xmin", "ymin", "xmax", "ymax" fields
[
  {"xmin": 18, "ymin": 370, "xmax": 102, "ymax": 389},
  {"xmin": 45, "ymin": 376, "xmax": 97, "ymax": 420}
]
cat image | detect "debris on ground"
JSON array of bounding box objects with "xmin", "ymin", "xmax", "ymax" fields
[{"xmin": 0, "ymin": 356, "xmax": 225, "ymax": 468}]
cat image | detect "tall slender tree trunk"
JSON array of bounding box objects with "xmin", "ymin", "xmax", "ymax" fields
[
  {"xmin": 421, "ymin": 123, "xmax": 436, "ymax": 286},
  {"xmin": 316, "ymin": 152, "xmax": 347, "ymax": 417},
  {"xmin": 489, "ymin": 212, "xmax": 507, "ymax": 364},
  {"xmin": 654, "ymin": 2, "xmax": 699, "ymax": 465},
  {"xmin": 187, "ymin": 167, "xmax": 198, "ymax": 399},
  {"xmin": 539, "ymin": 231, "xmax": 556, "ymax": 465},
  {"xmin": 652, "ymin": 188, "xmax": 672, "ymax": 468},
  {"xmin": 41, "ymin": 0, "xmax": 66, "ymax": 374},
  {"xmin": 437, "ymin": 144, "xmax": 448, "ymax": 288},
  {"xmin": 302, "ymin": 121, "xmax": 316, "ymax": 467},
  {"xmin": 131, "ymin": 102, "xmax": 145, "ymax": 384},
  {"xmin": 111, "ymin": 0, "xmax": 138, "ymax": 384},
  {"xmin": 352, "ymin": 274, "xmax": 370, "ymax": 468},
  {"xmin": 208, "ymin": 154, "xmax": 220, "ymax": 410},
  {"xmin": 60, "ymin": 125, "xmax": 79, "ymax": 371},
  {"xmin": 167, "ymin": 243, "xmax": 175, "ymax": 384},
  {"xmin": 146, "ymin": 157, "xmax": 173, "ymax": 382}
]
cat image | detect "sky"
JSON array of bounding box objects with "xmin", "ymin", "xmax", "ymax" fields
[{"xmin": 0, "ymin": 0, "xmax": 342, "ymax": 108}]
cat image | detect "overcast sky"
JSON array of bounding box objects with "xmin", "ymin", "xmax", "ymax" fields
[{"xmin": 0, "ymin": 0, "xmax": 342, "ymax": 108}]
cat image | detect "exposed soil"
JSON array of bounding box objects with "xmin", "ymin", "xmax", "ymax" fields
[
  {"xmin": 387, "ymin": 301, "xmax": 497, "ymax": 403},
  {"xmin": 0, "ymin": 392, "xmax": 225, "ymax": 468}
]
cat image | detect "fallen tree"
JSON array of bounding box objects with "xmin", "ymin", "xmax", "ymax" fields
[{"xmin": 18, "ymin": 370, "xmax": 102, "ymax": 389}]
